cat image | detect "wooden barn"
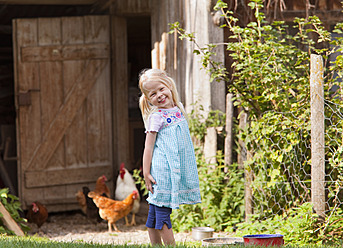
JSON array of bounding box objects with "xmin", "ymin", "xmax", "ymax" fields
[
  {"xmin": 0, "ymin": 0, "xmax": 226, "ymax": 213},
  {"xmin": 0, "ymin": 0, "xmax": 341, "ymax": 213}
]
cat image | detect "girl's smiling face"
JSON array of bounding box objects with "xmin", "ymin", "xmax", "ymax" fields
[{"xmin": 145, "ymin": 81, "xmax": 175, "ymax": 109}]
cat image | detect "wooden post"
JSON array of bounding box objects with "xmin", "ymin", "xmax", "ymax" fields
[
  {"xmin": 245, "ymin": 150, "xmax": 253, "ymax": 221},
  {"xmin": 110, "ymin": 15, "xmax": 130, "ymax": 171},
  {"xmin": 310, "ymin": 54, "xmax": 325, "ymax": 220},
  {"xmin": 151, "ymin": 41, "xmax": 160, "ymax": 69},
  {"xmin": 238, "ymin": 109, "xmax": 246, "ymax": 168},
  {"xmin": 204, "ymin": 127, "xmax": 217, "ymax": 165},
  {"xmin": 0, "ymin": 202, "xmax": 24, "ymax": 236},
  {"xmin": 224, "ymin": 93, "xmax": 233, "ymax": 166},
  {"xmin": 239, "ymin": 110, "xmax": 253, "ymax": 220}
]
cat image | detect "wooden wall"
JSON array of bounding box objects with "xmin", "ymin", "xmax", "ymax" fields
[
  {"xmin": 150, "ymin": 0, "xmax": 185, "ymax": 102},
  {"xmin": 150, "ymin": 0, "xmax": 226, "ymax": 114},
  {"xmin": 266, "ymin": 0, "xmax": 342, "ymax": 28}
]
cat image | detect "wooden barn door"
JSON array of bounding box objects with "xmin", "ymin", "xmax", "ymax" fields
[{"xmin": 13, "ymin": 16, "xmax": 113, "ymax": 212}]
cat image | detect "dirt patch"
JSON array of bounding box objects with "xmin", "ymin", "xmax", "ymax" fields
[{"xmin": 26, "ymin": 202, "xmax": 193, "ymax": 245}]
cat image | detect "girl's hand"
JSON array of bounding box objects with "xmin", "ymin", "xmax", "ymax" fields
[{"xmin": 144, "ymin": 174, "xmax": 156, "ymax": 194}]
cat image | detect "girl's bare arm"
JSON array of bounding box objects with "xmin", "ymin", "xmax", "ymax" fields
[{"xmin": 143, "ymin": 132, "xmax": 157, "ymax": 193}]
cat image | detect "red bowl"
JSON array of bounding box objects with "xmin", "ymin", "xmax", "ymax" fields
[{"xmin": 243, "ymin": 234, "xmax": 284, "ymax": 246}]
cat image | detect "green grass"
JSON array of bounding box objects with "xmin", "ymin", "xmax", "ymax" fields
[
  {"xmin": 1, "ymin": 235, "xmax": 343, "ymax": 248},
  {"xmin": 0, "ymin": 235, "xmax": 142, "ymax": 248},
  {"xmin": 0, "ymin": 235, "xmax": 204, "ymax": 248}
]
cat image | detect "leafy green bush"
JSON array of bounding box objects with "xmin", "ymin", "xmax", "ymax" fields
[
  {"xmin": 0, "ymin": 188, "xmax": 29, "ymax": 235},
  {"xmin": 235, "ymin": 202, "xmax": 343, "ymax": 246},
  {"xmin": 188, "ymin": 103, "xmax": 226, "ymax": 144},
  {"xmin": 171, "ymin": 152, "xmax": 244, "ymax": 232},
  {"xmin": 236, "ymin": 202, "xmax": 321, "ymax": 245}
]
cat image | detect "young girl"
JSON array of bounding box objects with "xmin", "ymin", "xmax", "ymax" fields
[{"xmin": 138, "ymin": 68, "xmax": 202, "ymax": 245}]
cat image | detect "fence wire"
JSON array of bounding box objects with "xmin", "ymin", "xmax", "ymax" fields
[{"xmin": 245, "ymin": 97, "xmax": 343, "ymax": 220}]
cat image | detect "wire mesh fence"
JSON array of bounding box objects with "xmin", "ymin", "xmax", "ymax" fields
[
  {"xmin": 245, "ymin": 87, "xmax": 343, "ymax": 221},
  {"xmin": 241, "ymin": 69, "xmax": 343, "ymax": 221}
]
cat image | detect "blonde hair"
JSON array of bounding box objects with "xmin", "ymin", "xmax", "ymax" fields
[{"xmin": 138, "ymin": 68, "xmax": 186, "ymax": 127}]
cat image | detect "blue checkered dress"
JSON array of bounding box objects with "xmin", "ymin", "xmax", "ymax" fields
[{"xmin": 146, "ymin": 106, "xmax": 202, "ymax": 209}]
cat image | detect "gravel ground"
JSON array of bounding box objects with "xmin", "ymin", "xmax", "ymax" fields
[
  {"xmin": 25, "ymin": 202, "xmax": 195, "ymax": 245},
  {"xmin": 26, "ymin": 201, "xmax": 235, "ymax": 246}
]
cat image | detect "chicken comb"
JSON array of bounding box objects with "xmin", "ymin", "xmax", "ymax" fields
[{"xmin": 120, "ymin": 162, "xmax": 125, "ymax": 170}]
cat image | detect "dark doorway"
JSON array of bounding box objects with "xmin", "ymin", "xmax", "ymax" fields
[{"xmin": 127, "ymin": 16, "xmax": 151, "ymax": 171}]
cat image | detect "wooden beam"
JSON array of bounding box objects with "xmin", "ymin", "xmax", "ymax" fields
[
  {"xmin": 111, "ymin": 16, "xmax": 130, "ymax": 170},
  {"xmin": 0, "ymin": 0, "xmax": 96, "ymax": 4},
  {"xmin": 25, "ymin": 165, "xmax": 112, "ymax": 187},
  {"xmin": 274, "ymin": 10, "xmax": 343, "ymax": 21},
  {"xmin": 21, "ymin": 43, "xmax": 109, "ymax": 62},
  {"xmin": 0, "ymin": 202, "xmax": 24, "ymax": 236},
  {"xmin": 112, "ymin": 0, "xmax": 151, "ymax": 15}
]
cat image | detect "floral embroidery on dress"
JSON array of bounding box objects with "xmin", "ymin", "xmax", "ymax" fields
[{"xmin": 158, "ymin": 108, "xmax": 184, "ymax": 128}]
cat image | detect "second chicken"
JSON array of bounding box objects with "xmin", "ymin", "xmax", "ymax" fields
[{"xmin": 88, "ymin": 190, "xmax": 139, "ymax": 232}]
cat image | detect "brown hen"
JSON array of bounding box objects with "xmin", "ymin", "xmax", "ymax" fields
[
  {"xmin": 75, "ymin": 174, "xmax": 110, "ymax": 218},
  {"xmin": 75, "ymin": 189, "xmax": 87, "ymax": 215},
  {"xmin": 88, "ymin": 190, "xmax": 138, "ymax": 232},
  {"xmin": 94, "ymin": 175, "xmax": 111, "ymax": 198},
  {"xmin": 26, "ymin": 201, "xmax": 48, "ymax": 228}
]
